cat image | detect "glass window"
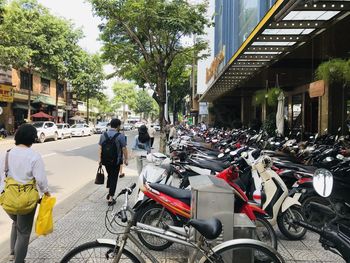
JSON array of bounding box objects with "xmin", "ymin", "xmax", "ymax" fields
[
  {"xmin": 41, "ymin": 78, "xmax": 50, "ymax": 94},
  {"xmin": 238, "ymin": 0, "xmax": 259, "ymax": 45},
  {"xmin": 57, "ymin": 83, "xmax": 65, "ymax": 98},
  {"xmin": 20, "ymin": 71, "xmax": 33, "ymax": 91},
  {"xmin": 292, "ymin": 94, "xmax": 302, "ymax": 130}
]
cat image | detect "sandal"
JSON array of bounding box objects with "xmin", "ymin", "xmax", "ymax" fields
[{"xmin": 119, "ymin": 173, "xmax": 125, "ymax": 178}]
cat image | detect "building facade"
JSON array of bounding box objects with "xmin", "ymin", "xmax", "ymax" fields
[{"xmin": 200, "ymin": 0, "xmax": 350, "ymax": 135}]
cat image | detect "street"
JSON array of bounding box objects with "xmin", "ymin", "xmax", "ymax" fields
[{"xmin": 0, "ymin": 130, "xmax": 140, "ymax": 255}]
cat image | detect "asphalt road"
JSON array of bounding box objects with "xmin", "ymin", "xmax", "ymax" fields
[{"xmin": 0, "ymin": 130, "xmax": 140, "ymax": 250}]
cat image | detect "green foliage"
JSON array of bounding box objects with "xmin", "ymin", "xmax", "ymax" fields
[
  {"xmin": 134, "ymin": 90, "xmax": 155, "ymax": 116},
  {"xmin": 71, "ymin": 52, "xmax": 105, "ymax": 101},
  {"xmin": 263, "ymin": 113, "xmax": 277, "ymax": 136},
  {"xmin": 252, "ymin": 87, "xmax": 282, "ymax": 107},
  {"xmin": 89, "ymin": 0, "xmax": 210, "ymax": 132},
  {"xmin": 266, "ymin": 87, "xmax": 282, "ymax": 107},
  {"xmin": 315, "ymin": 59, "xmax": 350, "ymax": 85},
  {"xmin": 252, "ymin": 90, "xmax": 266, "ymax": 106},
  {"xmin": 111, "ymin": 81, "xmax": 137, "ymax": 110}
]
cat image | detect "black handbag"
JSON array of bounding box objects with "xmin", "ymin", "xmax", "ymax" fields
[{"xmin": 95, "ymin": 164, "xmax": 105, "ymax": 185}]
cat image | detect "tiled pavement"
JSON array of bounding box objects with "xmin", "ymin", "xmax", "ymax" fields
[{"xmin": 0, "ymin": 174, "xmax": 344, "ymax": 263}]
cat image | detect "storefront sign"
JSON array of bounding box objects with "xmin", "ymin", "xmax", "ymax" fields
[
  {"xmin": 206, "ymin": 48, "xmax": 225, "ymax": 84},
  {"xmin": 199, "ymin": 102, "xmax": 208, "ymax": 115},
  {"xmin": 0, "ymin": 84, "xmax": 14, "ymax": 102},
  {"xmin": 0, "ymin": 68, "xmax": 12, "ymax": 84},
  {"xmin": 309, "ymin": 80, "xmax": 325, "ymax": 98}
]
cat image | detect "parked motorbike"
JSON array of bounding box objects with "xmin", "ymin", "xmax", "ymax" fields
[{"xmin": 294, "ymin": 168, "xmax": 350, "ymax": 262}]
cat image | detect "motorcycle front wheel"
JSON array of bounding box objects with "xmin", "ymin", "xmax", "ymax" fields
[
  {"xmin": 277, "ymin": 206, "xmax": 307, "ymax": 240},
  {"xmin": 254, "ymin": 213, "xmax": 278, "ymax": 250},
  {"xmin": 135, "ymin": 203, "xmax": 181, "ymax": 251}
]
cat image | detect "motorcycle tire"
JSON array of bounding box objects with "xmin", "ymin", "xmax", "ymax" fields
[
  {"xmin": 277, "ymin": 206, "xmax": 307, "ymax": 240},
  {"xmin": 302, "ymin": 195, "xmax": 332, "ymax": 227},
  {"xmin": 135, "ymin": 203, "xmax": 181, "ymax": 251},
  {"xmin": 254, "ymin": 213, "xmax": 278, "ymax": 250}
]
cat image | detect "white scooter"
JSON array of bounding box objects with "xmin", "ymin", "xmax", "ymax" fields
[{"xmin": 252, "ymin": 155, "xmax": 307, "ymax": 240}]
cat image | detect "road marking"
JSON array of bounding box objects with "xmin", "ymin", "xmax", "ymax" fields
[
  {"xmin": 65, "ymin": 147, "xmax": 81, "ymax": 152},
  {"xmin": 42, "ymin": 153, "xmax": 57, "ymax": 158}
]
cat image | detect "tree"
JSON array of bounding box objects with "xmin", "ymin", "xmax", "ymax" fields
[
  {"xmin": 39, "ymin": 14, "xmax": 83, "ymax": 122},
  {"xmin": 71, "ymin": 51, "xmax": 105, "ymax": 123},
  {"xmin": 0, "ymin": 0, "xmax": 52, "ymax": 120},
  {"xmin": 167, "ymin": 54, "xmax": 191, "ymax": 123},
  {"xmin": 89, "ymin": 0, "xmax": 210, "ymax": 152},
  {"xmin": 91, "ymin": 94, "xmax": 114, "ymax": 121},
  {"xmin": 134, "ymin": 90, "xmax": 154, "ymax": 119},
  {"xmin": 111, "ymin": 81, "xmax": 136, "ymax": 122}
]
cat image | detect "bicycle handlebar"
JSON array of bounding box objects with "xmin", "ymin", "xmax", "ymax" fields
[{"xmin": 117, "ymin": 183, "xmax": 137, "ymax": 223}]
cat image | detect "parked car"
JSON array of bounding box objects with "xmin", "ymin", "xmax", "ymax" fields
[
  {"xmin": 95, "ymin": 121, "xmax": 109, "ymax": 134},
  {"xmin": 122, "ymin": 123, "xmax": 133, "ymax": 131},
  {"xmin": 71, "ymin": 123, "xmax": 92, "ymax": 137},
  {"xmin": 153, "ymin": 124, "xmax": 161, "ymax": 131},
  {"xmin": 32, "ymin": 121, "xmax": 59, "ymax": 143},
  {"xmin": 134, "ymin": 122, "xmax": 144, "ymax": 129},
  {"xmin": 56, "ymin": 123, "xmax": 72, "ymax": 139}
]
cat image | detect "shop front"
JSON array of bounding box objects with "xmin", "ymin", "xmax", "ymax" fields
[{"xmin": 200, "ymin": 0, "xmax": 350, "ymax": 135}]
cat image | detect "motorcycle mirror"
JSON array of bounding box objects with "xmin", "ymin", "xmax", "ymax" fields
[
  {"xmin": 225, "ymin": 148, "xmax": 230, "ymax": 154},
  {"xmin": 218, "ymin": 153, "xmax": 225, "ymax": 158},
  {"xmin": 313, "ymin": 168, "xmax": 333, "ymax": 198},
  {"xmin": 230, "ymin": 150, "xmax": 237, "ymax": 156},
  {"xmin": 336, "ymin": 154, "xmax": 344, "ymax": 160}
]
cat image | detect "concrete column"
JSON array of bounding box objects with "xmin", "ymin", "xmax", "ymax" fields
[
  {"xmin": 318, "ymin": 82, "xmax": 329, "ymax": 134},
  {"xmin": 241, "ymin": 96, "xmax": 252, "ymax": 127}
]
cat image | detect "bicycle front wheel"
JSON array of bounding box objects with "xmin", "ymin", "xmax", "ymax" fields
[
  {"xmin": 203, "ymin": 238, "xmax": 284, "ymax": 263},
  {"xmin": 60, "ymin": 241, "xmax": 141, "ymax": 263}
]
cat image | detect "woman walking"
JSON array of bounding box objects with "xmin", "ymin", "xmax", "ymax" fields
[
  {"xmin": 0, "ymin": 124, "xmax": 50, "ymax": 263},
  {"xmin": 132, "ymin": 125, "xmax": 151, "ymax": 174}
]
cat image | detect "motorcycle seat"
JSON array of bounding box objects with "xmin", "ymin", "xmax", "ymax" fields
[
  {"xmin": 188, "ymin": 218, "xmax": 222, "ymax": 240},
  {"xmin": 149, "ymin": 183, "xmax": 191, "ymax": 206},
  {"xmin": 274, "ymin": 161, "xmax": 316, "ymax": 173},
  {"xmin": 191, "ymin": 159, "xmax": 226, "ymax": 172}
]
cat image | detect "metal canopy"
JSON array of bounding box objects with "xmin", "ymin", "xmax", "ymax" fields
[{"xmin": 200, "ymin": 0, "xmax": 350, "ymax": 102}]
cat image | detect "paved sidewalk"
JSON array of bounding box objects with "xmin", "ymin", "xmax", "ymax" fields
[{"xmin": 0, "ymin": 170, "xmax": 344, "ymax": 263}]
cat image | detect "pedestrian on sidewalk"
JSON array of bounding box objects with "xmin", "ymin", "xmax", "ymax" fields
[
  {"xmin": 164, "ymin": 122, "xmax": 170, "ymax": 141},
  {"xmin": 99, "ymin": 118, "xmax": 128, "ymax": 206},
  {"xmin": 132, "ymin": 125, "xmax": 151, "ymax": 175},
  {"xmin": 0, "ymin": 124, "xmax": 50, "ymax": 263},
  {"xmin": 148, "ymin": 124, "xmax": 156, "ymax": 149},
  {"xmin": 169, "ymin": 124, "xmax": 177, "ymax": 141}
]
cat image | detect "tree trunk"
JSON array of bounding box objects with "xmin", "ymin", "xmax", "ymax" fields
[
  {"xmin": 26, "ymin": 67, "xmax": 33, "ymax": 122},
  {"xmin": 157, "ymin": 73, "xmax": 167, "ymax": 154},
  {"xmin": 55, "ymin": 77, "xmax": 59, "ymax": 123}
]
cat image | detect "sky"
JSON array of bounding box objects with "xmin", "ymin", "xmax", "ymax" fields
[{"xmin": 36, "ymin": 0, "xmax": 116, "ymax": 98}]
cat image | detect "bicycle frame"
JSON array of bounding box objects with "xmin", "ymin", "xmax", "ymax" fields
[{"xmin": 112, "ymin": 188, "xmax": 218, "ymax": 263}]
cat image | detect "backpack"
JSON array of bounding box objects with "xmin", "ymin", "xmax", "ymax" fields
[
  {"xmin": 101, "ymin": 132, "xmax": 121, "ymax": 166},
  {"xmin": 0, "ymin": 150, "xmax": 39, "ymax": 215}
]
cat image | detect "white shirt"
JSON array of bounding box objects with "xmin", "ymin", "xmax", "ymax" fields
[
  {"xmin": 0, "ymin": 146, "xmax": 49, "ymax": 194},
  {"xmin": 148, "ymin": 127, "xmax": 156, "ymax": 138}
]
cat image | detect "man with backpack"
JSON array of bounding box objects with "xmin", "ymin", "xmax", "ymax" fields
[{"xmin": 98, "ymin": 118, "xmax": 128, "ymax": 206}]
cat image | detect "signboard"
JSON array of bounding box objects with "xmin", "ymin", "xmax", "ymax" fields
[
  {"xmin": 199, "ymin": 102, "xmax": 208, "ymax": 115},
  {"xmin": 0, "ymin": 84, "xmax": 14, "ymax": 102},
  {"xmin": 309, "ymin": 80, "xmax": 325, "ymax": 98},
  {"xmin": 206, "ymin": 48, "xmax": 225, "ymax": 84},
  {"xmin": 0, "ymin": 68, "xmax": 12, "ymax": 84}
]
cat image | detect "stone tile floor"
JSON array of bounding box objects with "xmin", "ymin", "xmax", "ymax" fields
[{"xmin": 1, "ymin": 176, "xmax": 345, "ymax": 263}]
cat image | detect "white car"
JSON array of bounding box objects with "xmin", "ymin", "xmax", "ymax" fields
[
  {"xmin": 95, "ymin": 121, "xmax": 109, "ymax": 134},
  {"xmin": 32, "ymin": 121, "xmax": 59, "ymax": 143},
  {"xmin": 71, "ymin": 123, "xmax": 91, "ymax": 137},
  {"xmin": 153, "ymin": 124, "xmax": 160, "ymax": 131},
  {"xmin": 134, "ymin": 122, "xmax": 144, "ymax": 129},
  {"xmin": 56, "ymin": 123, "xmax": 72, "ymax": 139}
]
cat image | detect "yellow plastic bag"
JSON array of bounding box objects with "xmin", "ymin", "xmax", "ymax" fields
[{"xmin": 35, "ymin": 195, "xmax": 56, "ymax": 236}]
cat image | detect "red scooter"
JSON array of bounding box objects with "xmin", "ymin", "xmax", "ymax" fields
[{"xmin": 134, "ymin": 165, "xmax": 277, "ymax": 251}]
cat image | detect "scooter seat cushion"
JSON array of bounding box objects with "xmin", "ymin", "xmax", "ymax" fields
[
  {"xmin": 149, "ymin": 183, "xmax": 191, "ymax": 206},
  {"xmin": 188, "ymin": 218, "xmax": 222, "ymax": 240}
]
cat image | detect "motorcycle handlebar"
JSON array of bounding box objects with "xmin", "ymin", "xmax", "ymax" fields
[{"xmin": 120, "ymin": 210, "xmax": 127, "ymax": 223}]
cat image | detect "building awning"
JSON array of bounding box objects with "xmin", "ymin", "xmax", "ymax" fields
[
  {"xmin": 32, "ymin": 95, "xmax": 65, "ymax": 107},
  {"xmin": 12, "ymin": 103, "xmax": 35, "ymax": 110},
  {"xmin": 200, "ymin": 0, "xmax": 350, "ymax": 102}
]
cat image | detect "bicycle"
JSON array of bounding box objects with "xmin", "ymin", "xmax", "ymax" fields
[{"xmin": 60, "ymin": 183, "xmax": 285, "ymax": 263}]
